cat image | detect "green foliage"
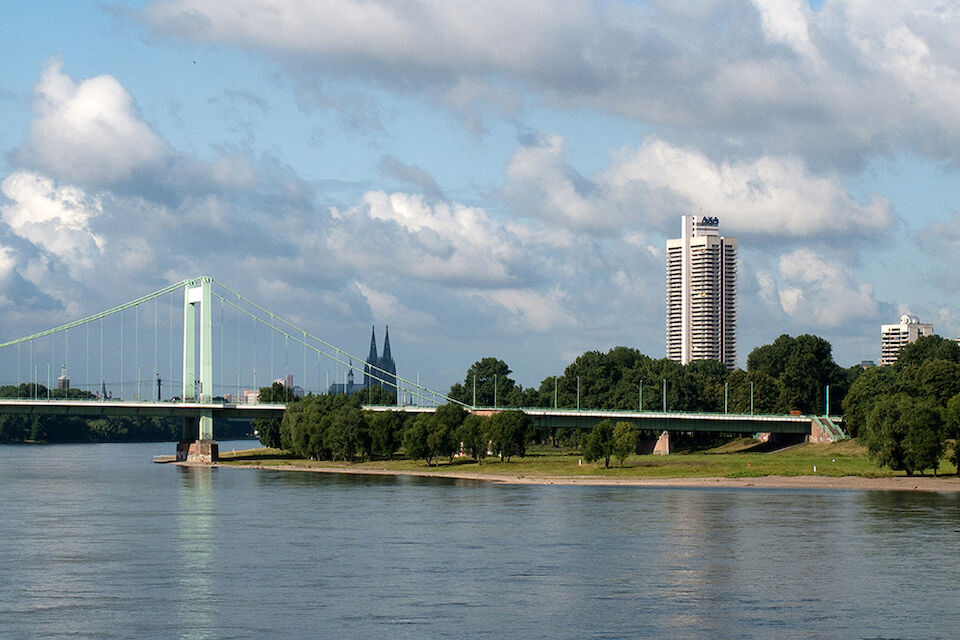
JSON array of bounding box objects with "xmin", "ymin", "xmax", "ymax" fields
[
  {"xmin": 403, "ymin": 413, "xmax": 434, "ymax": 465},
  {"xmin": 612, "ymin": 421, "xmax": 638, "ymax": 468},
  {"xmin": 895, "ymin": 335, "xmax": 960, "ymax": 369},
  {"xmin": 368, "ymin": 411, "xmax": 404, "ymax": 460},
  {"xmin": 860, "ymin": 394, "xmax": 945, "ymax": 475},
  {"xmin": 945, "ymin": 393, "xmax": 960, "ymax": 472},
  {"xmin": 747, "ymin": 334, "xmax": 846, "ymax": 414},
  {"xmin": 842, "ymin": 366, "xmax": 897, "ymax": 437},
  {"xmin": 581, "ymin": 419, "xmax": 614, "ymax": 468},
  {"xmin": 457, "ymin": 414, "xmax": 489, "ymax": 463},
  {"xmin": 487, "ymin": 410, "xmax": 532, "ymax": 462}
]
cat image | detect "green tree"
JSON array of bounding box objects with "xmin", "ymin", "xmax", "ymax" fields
[
  {"xmin": 255, "ymin": 381, "xmax": 295, "ymax": 448},
  {"xmin": 403, "ymin": 413, "xmax": 434, "ymax": 466},
  {"xmin": 896, "ymin": 335, "xmax": 960, "ymax": 368},
  {"xmin": 325, "ymin": 407, "xmax": 369, "ymax": 462},
  {"xmin": 612, "ymin": 421, "xmax": 638, "ymax": 468},
  {"xmin": 841, "ymin": 366, "xmax": 897, "ymax": 438},
  {"xmin": 749, "ymin": 334, "xmax": 845, "ymax": 414},
  {"xmin": 449, "ymin": 358, "xmax": 517, "ymax": 407},
  {"xmin": 861, "ymin": 394, "xmax": 946, "ymax": 475},
  {"xmin": 487, "ymin": 410, "xmax": 531, "ymax": 462},
  {"xmin": 457, "ymin": 414, "xmax": 489, "ymax": 464},
  {"xmin": 946, "ymin": 393, "xmax": 960, "ymax": 474},
  {"xmin": 367, "ymin": 411, "xmax": 404, "ymax": 459},
  {"xmin": 582, "ymin": 419, "xmax": 614, "ymax": 469}
]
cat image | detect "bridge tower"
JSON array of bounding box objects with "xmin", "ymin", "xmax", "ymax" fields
[{"xmin": 182, "ymin": 277, "xmax": 214, "ymax": 443}]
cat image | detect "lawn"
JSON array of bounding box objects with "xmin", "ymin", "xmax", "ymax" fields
[{"xmin": 217, "ymin": 439, "xmax": 960, "ymax": 478}]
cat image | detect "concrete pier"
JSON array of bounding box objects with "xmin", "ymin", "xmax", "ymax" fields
[{"xmin": 176, "ymin": 439, "xmax": 219, "ymax": 463}]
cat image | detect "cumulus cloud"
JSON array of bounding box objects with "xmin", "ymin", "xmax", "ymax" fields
[
  {"xmin": 504, "ymin": 133, "xmax": 892, "ymax": 239},
  {"xmin": 0, "ymin": 172, "xmax": 105, "ymax": 273},
  {"xmin": 330, "ymin": 191, "xmax": 524, "ymax": 287},
  {"xmin": 765, "ymin": 248, "xmax": 879, "ymax": 327},
  {"xmin": 18, "ymin": 59, "xmax": 169, "ymax": 185},
  {"xmin": 141, "ymin": 0, "xmax": 960, "ymax": 167}
]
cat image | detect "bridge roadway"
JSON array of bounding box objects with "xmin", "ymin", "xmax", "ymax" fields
[
  {"xmin": 0, "ymin": 398, "xmax": 842, "ymax": 438},
  {"xmin": 0, "ymin": 398, "xmax": 285, "ymax": 420},
  {"xmin": 364, "ymin": 405, "xmax": 838, "ymax": 436}
]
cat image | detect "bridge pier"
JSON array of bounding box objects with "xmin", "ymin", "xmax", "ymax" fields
[
  {"xmin": 178, "ymin": 414, "xmax": 219, "ymax": 462},
  {"xmin": 652, "ymin": 430, "xmax": 671, "ymax": 455},
  {"xmin": 176, "ymin": 439, "xmax": 219, "ymax": 463}
]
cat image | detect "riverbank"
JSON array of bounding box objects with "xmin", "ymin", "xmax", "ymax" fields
[
  {"xmin": 193, "ymin": 461, "xmax": 960, "ymax": 492},
  {"xmin": 191, "ymin": 440, "xmax": 960, "ymax": 493}
]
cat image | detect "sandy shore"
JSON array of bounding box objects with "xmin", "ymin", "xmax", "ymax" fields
[{"xmin": 191, "ymin": 462, "xmax": 960, "ymax": 493}]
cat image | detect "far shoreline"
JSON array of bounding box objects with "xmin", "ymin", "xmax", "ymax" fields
[{"xmin": 178, "ymin": 460, "xmax": 960, "ymax": 493}]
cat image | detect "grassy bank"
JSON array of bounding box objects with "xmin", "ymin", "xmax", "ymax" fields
[{"xmin": 216, "ymin": 439, "xmax": 959, "ymax": 479}]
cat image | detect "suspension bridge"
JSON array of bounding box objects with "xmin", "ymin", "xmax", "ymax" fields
[{"xmin": 0, "ymin": 276, "xmax": 846, "ymax": 461}]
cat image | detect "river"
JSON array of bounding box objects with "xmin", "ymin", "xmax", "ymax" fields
[{"xmin": 1, "ymin": 441, "xmax": 958, "ymax": 639}]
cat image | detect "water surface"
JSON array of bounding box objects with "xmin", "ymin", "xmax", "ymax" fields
[{"xmin": 1, "ymin": 442, "xmax": 958, "ymax": 639}]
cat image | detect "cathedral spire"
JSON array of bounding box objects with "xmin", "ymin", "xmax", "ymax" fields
[
  {"xmin": 367, "ymin": 325, "xmax": 378, "ymax": 363},
  {"xmin": 382, "ymin": 325, "xmax": 392, "ymax": 362}
]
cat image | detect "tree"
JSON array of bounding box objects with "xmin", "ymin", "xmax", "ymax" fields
[
  {"xmin": 896, "ymin": 335, "xmax": 960, "ymax": 368},
  {"xmin": 748, "ymin": 334, "xmax": 846, "ymax": 414},
  {"xmin": 255, "ymin": 381, "xmax": 294, "ymax": 448},
  {"xmin": 403, "ymin": 413, "xmax": 434, "ymax": 466},
  {"xmin": 326, "ymin": 407, "xmax": 369, "ymax": 462},
  {"xmin": 449, "ymin": 358, "xmax": 517, "ymax": 407},
  {"xmin": 582, "ymin": 419, "xmax": 614, "ymax": 469},
  {"xmin": 367, "ymin": 411, "xmax": 404, "ymax": 460},
  {"xmin": 861, "ymin": 394, "xmax": 946, "ymax": 475},
  {"xmin": 612, "ymin": 421, "xmax": 637, "ymax": 468},
  {"xmin": 841, "ymin": 366, "xmax": 897, "ymax": 438},
  {"xmin": 457, "ymin": 414, "xmax": 489, "ymax": 464},
  {"xmin": 487, "ymin": 410, "xmax": 531, "ymax": 462},
  {"xmin": 946, "ymin": 393, "xmax": 960, "ymax": 474}
]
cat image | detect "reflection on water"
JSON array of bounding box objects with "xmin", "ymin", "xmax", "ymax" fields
[
  {"xmin": 1, "ymin": 443, "xmax": 959, "ymax": 639},
  {"xmin": 176, "ymin": 467, "xmax": 215, "ymax": 640}
]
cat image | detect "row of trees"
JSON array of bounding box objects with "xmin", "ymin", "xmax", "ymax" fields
[
  {"xmin": 842, "ymin": 336, "xmax": 960, "ymax": 475},
  {"xmin": 277, "ymin": 392, "xmax": 535, "ymax": 466},
  {"xmin": 448, "ymin": 335, "xmax": 855, "ymax": 416}
]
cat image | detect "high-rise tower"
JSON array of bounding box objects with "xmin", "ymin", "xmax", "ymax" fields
[{"xmin": 666, "ymin": 215, "xmax": 737, "ymax": 367}]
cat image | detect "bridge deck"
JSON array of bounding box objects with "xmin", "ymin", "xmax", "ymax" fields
[
  {"xmin": 363, "ymin": 405, "xmax": 841, "ymax": 435},
  {"xmin": 0, "ymin": 399, "xmax": 285, "ymax": 419}
]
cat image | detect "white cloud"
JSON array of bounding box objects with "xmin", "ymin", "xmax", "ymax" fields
[
  {"xmin": 468, "ymin": 287, "xmax": 576, "ymax": 333},
  {"xmin": 0, "ymin": 171, "xmax": 105, "ymax": 272},
  {"xmin": 330, "ymin": 191, "xmax": 523, "ymax": 286},
  {"xmin": 774, "ymin": 248, "xmax": 878, "ymax": 326},
  {"xmin": 753, "ymin": 0, "xmax": 818, "ymax": 59},
  {"xmin": 142, "ymin": 0, "xmax": 960, "ymax": 166},
  {"xmin": 354, "ymin": 281, "xmax": 437, "ymax": 328},
  {"xmin": 506, "ymin": 134, "xmax": 892, "ymax": 239},
  {"xmin": 21, "ymin": 60, "xmax": 168, "ymax": 185}
]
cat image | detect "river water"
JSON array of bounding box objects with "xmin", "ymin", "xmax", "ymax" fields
[{"xmin": 1, "ymin": 442, "xmax": 959, "ymax": 639}]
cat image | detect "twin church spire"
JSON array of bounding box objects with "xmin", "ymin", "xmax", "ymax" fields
[{"xmin": 363, "ymin": 326, "xmax": 396, "ymax": 390}]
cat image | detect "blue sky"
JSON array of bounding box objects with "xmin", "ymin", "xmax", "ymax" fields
[{"xmin": 1, "ymin": 0, "xmax": 959, "ymax": 395}]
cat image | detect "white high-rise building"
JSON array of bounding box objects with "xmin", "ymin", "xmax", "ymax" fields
[
  {"xmin": 666, "ymin": 215, "xmax": 737, "ymax": 367},
  {"xmin": 879, "ymin": 314, "xmax": 933, "ymax": 366}
]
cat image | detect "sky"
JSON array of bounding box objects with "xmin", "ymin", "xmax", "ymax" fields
[{"xmin": 1, "ymin": 0, "xmax": 960, "ymax": 395}]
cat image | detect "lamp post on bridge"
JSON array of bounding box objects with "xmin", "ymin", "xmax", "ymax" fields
[
  {"xmin": 576, "ymin": 376, "xmax": 580, "ymax": 411},
  {"xmin": 639, "ymin": 379, "xmax": 643, "ymax": 411},
  {"xmin": 662, "ymin": 378, "xmax": 666, "ymax": 413}
]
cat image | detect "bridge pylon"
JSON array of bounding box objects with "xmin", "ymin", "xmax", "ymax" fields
[{"xmin": 182, "ymin": 277, "xmax": 215, "ymax": 446}]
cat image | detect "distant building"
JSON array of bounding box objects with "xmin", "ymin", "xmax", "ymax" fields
[
  {"xmin": 328, "ymin": 327, "xmax": 398, "ymax": 396},
  {"xmin": 57, "ymin": 365, "xmax": 69, "ymax": 390},
  {"xmin": 328, "ymin": 361, "xmax": 366, "ymax": 395},
  {"xmin": 666, "ymin": 215, "xmax": 737, "ymax": 368},
  {"xmin": 880, "ymin": 314, "xmax": 933, "ymax": 366}
]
